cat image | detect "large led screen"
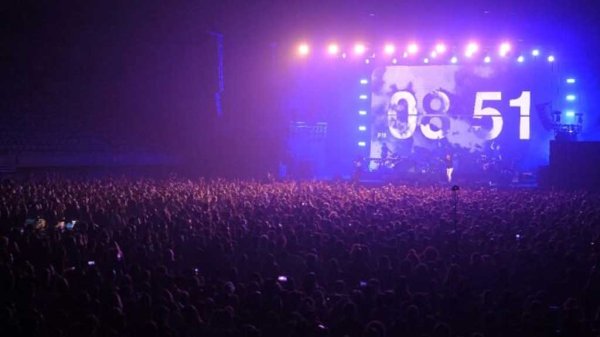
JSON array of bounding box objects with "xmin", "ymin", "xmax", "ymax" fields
[{"xmin": 370, "ymin": 64, "xmax": 558, "ymax": 173}]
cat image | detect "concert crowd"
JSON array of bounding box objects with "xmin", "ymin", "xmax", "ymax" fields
[{"xmin": 1, "ymin": 178, "xmax": 599, "ymax": 337}]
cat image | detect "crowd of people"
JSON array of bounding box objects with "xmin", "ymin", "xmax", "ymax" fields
[{"xmin": 1, "ymin": 178, "xmax": 599, "ymax": 337}]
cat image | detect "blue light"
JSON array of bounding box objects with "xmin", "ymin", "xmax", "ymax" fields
[
  {"xmin": 547, "ymin": 55, "xmax": 555, "ymax": 62},
  {"xmin": 566, "ymin": 94, "xmax": 576, "ymax": 101},
  {"xmin": 358, "ymin": 141, "xmax": 367, "ymax": 147},
  {"xmin": 360, "ymin": 79, "xmax": 369, "ymax": 84},
  {"xmin": 359, "ymin": 94, "xmax": 368, "ymax": 100},
  {"xmin": 566, "ymin": 78, "xmax": 576, "ymax": 84},
  {"xmin": 565, "ymin": 110, "xmax": 575, "ymax": 118},
  {"xmin": 358, "ymin": 110, "xmax": 367, "ymax": 115},
  {"xmin": 358, "ymin": 126, "xmax": 367, "ymax": 131},
  {"xmin": 532, "ymin": 49, "xmax": 540, "ymax": 56},
  {"xmin": 517, "ymin": 55, "xmax": 524, "ymax": 63}
]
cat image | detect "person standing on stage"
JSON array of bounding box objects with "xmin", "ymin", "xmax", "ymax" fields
[{"xmin": 444, "ymin": 153, "xmax": 454, "ymax": 183}]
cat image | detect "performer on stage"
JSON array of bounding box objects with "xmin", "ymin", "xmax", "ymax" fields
[
  {"xmin": 444, "ymin": 153, "xmax": 454, "ymax": 183},
  {"xmin": 352, "ymin": 156, "xmax": 364, "ymax": 183}
]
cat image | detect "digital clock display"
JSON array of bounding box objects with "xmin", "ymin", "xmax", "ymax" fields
[{"xmin": 369, "ymin": 64, "xmax": 557, "ymax": 171}]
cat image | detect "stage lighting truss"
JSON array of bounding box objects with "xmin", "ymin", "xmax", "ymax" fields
[{"xmin": 294, "ymin": 42, "xmax": 558, "ymax": 65}]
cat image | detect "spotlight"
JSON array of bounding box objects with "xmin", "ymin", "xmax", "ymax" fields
[
  {"xmin": 484, "ymin": 56, "xmax": 491, "ymax": 63},
  {"xmin": 327, "ymin": 43, "xmax": 340, "ymax": 55},
  {"xmin": 354, "ymin": 43, "xmax": 366, "ymax": 55},
  {"xmin": 450, "ymin": 56, "xmax": 458, "ymax": 64},
  {"xmin": 566, "ymin": 94, "xmax": 576, "ymax": 101},
  {"xmin": 423, "ymin": 58, "xmax": 429, "ymax": 64},
  {"xmin": 383, "ymin": 44, "xmax": 395, "ymax": 55},
  {"xmin": 403, "ymin": 51, "xmax": 409, "ymax": 58},
  {"xmin": 565, "ymin": 110, "xmax": 575, "ymax": 118},
  {"xmin": 499, "ymin": 42, "xmax": 511, "ymax": 57},
  {"xmin": 435, "ymin": 43, "xmax": 447, "ymax": 54},
  {"xmin": 566, "ymin": 78, "xmax": 576, "ymax": 84},
  {"xmin": 358, "ymin": 110, "xmax": 367, "ymax": 115},
  {"xmin": 297, "ymin": 43, "xmax": 310, "ymax": 56},
  {"xmin": 360, "ymin": 79, "xmax": 368, "ymax": 84},
  {"xmin": 531, "ymin": 49, "xmax": 540, "ymax": 56},
  {"xmin": 547, "ymin": 55, "xmax": 555, "ymax": 62},
  {"xmin": 358, "ymin": 125, "xmax": 367, "ymax": 131},
  {"xmin": 364, "ymin": 59, "xmax": 370, "ymax": 64},
  {"xmin": 465, "ymin": 42, "xmax": 479, "ymax": 57},
  {"xmin": 341, "ymin": 53, "xmax": 347, "ymax": 59},
  {"xmin": 431, "ymin": 51, "xmax": 438, "ymax": 58},
  {"xmin": 407, "ymin": 43, "xmax": 419, "ymax": 54},
  {"xmin": 517, "ymin": 55, "xmax": 524, "ymax": 63},
  {"xmin": 359, "ymin": 94, "xmax": 368, "ymax": 100},
  {"xmin": 358, "ymin": 141, "xmax": 367, "ymax": 147},
  {"xmin": 392, "ymin": 58, "xmax": 398, "ymax": 64}
]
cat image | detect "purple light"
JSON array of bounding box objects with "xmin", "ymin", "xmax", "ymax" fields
[
  {"xmin": 354, "ymin": 43, "xmax": 366, "ymax": 55},
  {"xmin": 407, "ymin": 43, "xmax": 419, "ymax": 54},
  {"xmin": 358, "ymin": 141, "xmax": 367, "ymax": 147},
  {"xmin": 435, "ymin": 43, "xmax": 447, "ymax": 54},
  {"xmin": 450, "ymin": 56, "xmax": 458, "ymax": 64},
  {"xmin": 532, "ymin": 49, "xmax": 540, "ymax": 56},
  {"xmin": 465, "ymin": 42, "xmax": 479, "ymax": 57},
  {"xmin": 297, "ymin": 43, "xmax": 310, "ymax": 56},
  {"xmin": 358, "ymin": 125, "xmax": 367, "ymax": 131},
  {"xmin": 358, "ymin": 110, "xmax": 367, "ymax": 115},
  {"xmin": 484, "ymin": 56, "xmax": 491, "ymax": 63},
  {"xmin": 383, "ymin": 44, "xmax": 395, "ymax": 55},
  {"xmin": 327, "ymin": 43, "xmax": 340, "ymax": 55},
  {"xmin": 499, "ymin": 42, "xmax": 511, "ymax": 57},
  {"xmin": 517, "ymin": 55, "xmax": 524, "ymax": 63}
]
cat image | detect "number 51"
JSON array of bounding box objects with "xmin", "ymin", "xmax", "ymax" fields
[{"xmin": 473, "ymin": 91, "xmax": 531, "ymax": 140}]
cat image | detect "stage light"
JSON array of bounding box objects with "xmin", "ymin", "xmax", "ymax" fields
[
  {"xmin": 566, "ymin": 94, "xmax": 576, "ymax": 101},
  {"xmin": 359, "ymin": 94, "xmax": 368, "ymax": 100},
  {"xmin": 565, "ymin": 110, "xmax": 575, "ymax": 118},
  {"xmin": 384, "ymin": 44, "xmax": 395, "ymax": 55},
  {"xmin": 499, "ymin": 42, "xmax": 511, "ymax": 57},
  {"xmin": 392, "ymin": 58, "xmax": 398, "ymax": 64},
  {"xmin": 358, "ymin": 141, "xmax": 367, "ymax": 147},
  {"xmin": 360, "ymin": 79, "xmax": 369, "ymax": 84},
  {"xmin": 327, "ymin": 44, "xmax": 340, "ymax": 55},
  {"xmin": 566, "ymin": 78, "xmax": 576, "ymax": 84},
  {"xmin": 450, "ymin": 56, "xmax": 458, "ymax": 64},
  {"xmin": 431, "ymin": 51, "xmax": 438, "ymax": 58},
  {"xmin": 364, "ymin": 59, "xmax": 370, "ymax": 64},
  {"xmin": 358, "ymin": 110, "xmax": 367, "ymax": 115},
  {"xmin": 341, "ymin": 53, "xmax": 347, "ymax": 59},
  {"xmin": 403, "ymin": 51, "xmax": 409, "ymax": 58},
  {"xmin": 358, "ymin": 125, "xmax": 367, "ymax": 131},
  {"xmin": 484, "ymin": 56, "xmax": 491, "ymax": 63},
  {"xmin": 532, "ymin": 49, "xmax": 540, "ymax": 56},
  {"xmin": 354, "ymin": 43, "xmax": 366, "ymax": 55},
  {"xmin": 407, "ymin": 43, "xmax": 418, "ymax": 54},
  {"xmin": 423, "ymin": 58, "xmax": 429, "ymax": 64},
  {"xmin": 435, "ymin": 43, "xmax": 447, "ymax": 54},
  {"xmin": 297, "ymin": 43, "xmax": 310, "ymax": 56},
  {"xmin": 547, "ymin": 55, "xmax": 555, "ymax": 62},
  {"xmin": 517, "ymin": 55, "xmax": 524, "ymax": 63},
  {"xmin": 465, "ymin": 42, "xmax": 479, "ymax": 57}
]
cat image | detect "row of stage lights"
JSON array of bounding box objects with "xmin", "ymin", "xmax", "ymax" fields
[{"xmin": 296, "ymin": 42, "xmax": 556, "ymax": 64}]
